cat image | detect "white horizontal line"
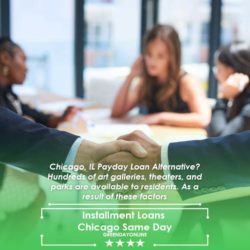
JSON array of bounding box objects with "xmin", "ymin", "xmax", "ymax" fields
[
  {"xmin": 153, "ymin": 234, "xmax": 209, "ymax": 247},
  {"xmin": 41, "ymin": 244, "xmax": 96, "ymax": 247},
  {"xmin": 40, "ymin": 235, "xmax": 96, "ymax": 247},
  {"xmin": 43, "ymin": 207, "xmax": 207, "ymax": 210},
  {"xmin": 48, "ymin": 203, "xmax": 202, "ymax": 206},
  {"xmin": 154, "ymin": 244, "xmax": 208, "ymax": 247}
]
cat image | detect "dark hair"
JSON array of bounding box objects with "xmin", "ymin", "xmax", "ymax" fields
[
  {"xmin": 215, "ymin": 42, "xmax": 250, "ymax": 77},
  {"xmin": 139, "ymin": 24, "xmax": 182, "ymax": 111},
  {"xmin": 0, "ymin": 37, "xmax": 21, "ymax": 58},
  {"xmin": 215, "ymin": 42, "xmax": 250, "ymax": 119}
]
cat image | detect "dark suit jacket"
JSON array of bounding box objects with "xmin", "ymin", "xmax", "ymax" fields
[
  {"xmin": 0, "ymin": 107, "xmax": 78, "ymax": 186},
  {"xmin": 169, "ymin": 131, "xmax": 250, "ymax": 199}
]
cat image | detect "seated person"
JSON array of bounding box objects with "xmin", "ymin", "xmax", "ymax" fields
[
  {"xmin": 111, "ymin": 24, "xmax": 211, "ymax": 128},
  {"xmin": 0, "ymin": 37, "xmax": 77, "ymax": 225},
  {"xmin": 0, "ymin": 37, "xmax": 78, "ymax": 127},
  {"xmin": 208, "ymin": 42, "xmax": 250, "ymax": 136}
]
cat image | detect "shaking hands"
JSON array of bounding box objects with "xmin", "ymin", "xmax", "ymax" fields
[{"xmin": 74, "ymin": 131, "xmax": 163, "ymax": 194}]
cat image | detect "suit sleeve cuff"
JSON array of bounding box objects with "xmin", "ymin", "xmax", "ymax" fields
[
  {"xmin": 64, "ymin": 137, "xmax": 83, "ymax": 165},
  {"xmin": 161, "ymin": 143, "xmax": 170, "ymax": 175}
]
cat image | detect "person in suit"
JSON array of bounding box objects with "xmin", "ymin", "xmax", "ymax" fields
[
  {"xmin": 111, "ymin": 24, "xmax": 211, "ymax": 127},
  {"xmin": 102, "ymin": 130, "xmax": 250, "ymax": 200},
  {"xmin": 0, "ymin": 107, "xmax": 147, "ymax": 178},
  {"xmin": 0, "ymin": 106, "xmax": 147, "ymax": 217},
  {"xmin": 0, "ymin": 107, "xmax": 147, "ymax": 247},
  {"xmin": 102, "ymin": 131, "xmax": 250, "ymax": 249},
  {"xmin": 208, "ymin": 42, "xmax": 250, "ymax": 136}
]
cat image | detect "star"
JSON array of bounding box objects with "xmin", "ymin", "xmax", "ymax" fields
[
  {"xmin": 106, "ymin": 239, "xmax": 113, "ymax": 247},
  {"xmin": 137, "ymin": 239, "xmax": 144, "ymax": 247},
  {"xmin": 127, "ymin": 239, "xmax": 134, "ymax": 247},
  {"xmin": 117, "ymin": 239, "xmax": 124, "ymax": 247}
]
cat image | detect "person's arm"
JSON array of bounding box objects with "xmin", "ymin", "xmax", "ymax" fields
[
  {"xmin": 116, "ymin": 130, "xmax": 250, "ymax": 199},
  {"xmin": 111, "ymin": 57, "xmax": 143, "ymax": 118},
  {"xmin": 209, "ymin": 102, "xmax": 250, "ymax": 137},
  {"xmin": 21, "ymin": 103, "xmax": 51, "ymax": 125},
  {"xmin": 21, "ymin": 103, "xmax": 79, "ymax": 128},
  {"xmin": 0, "ymin": 107, "xmax": 78, "ymax": 177},
  {"xmin": 207, "ymin": 99, "xmax": 228, "ymax": 136},
  {"xmin": 134, "ymin": 74, "xmax": 211, "ymax": 128},
  {"xmin": 168, "ymin": 131, "xmax": 250, "ymax": 199},
  {"xmin": 0, "ymin": 107, "xmax": 147, "ymax": 178}
]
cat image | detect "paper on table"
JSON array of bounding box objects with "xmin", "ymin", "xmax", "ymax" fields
[{"xmin": 79, "ymin": 108, "xmax": 111, "ymax": 121}]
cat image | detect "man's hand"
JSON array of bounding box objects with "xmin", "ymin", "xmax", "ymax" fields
[
  {"xmin": 118, "ymin": 131, "xmax": 161, "ymax": 166},
  {"xmin": 99, "ymin": 131, "xmax": 163, "ymax": 193},
  {"xmin": 74, "ymin": 138, "xmax": 148, "ymax": 175}
]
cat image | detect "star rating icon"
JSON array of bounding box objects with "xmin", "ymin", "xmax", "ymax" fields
[
  {"xmin": 127, "ymin": 239, "xmax": 134, "ymax": 247},
  {"xmin": 117, "ymin": 239, "xmax": 124, "ymax": 247},
  {"xmin": 137, "ymin": 239, "xmax": 144, "ymax": 247},
  {"xmin": 105, "ymin": 239, "xmax": 144, "ymax": 247},
  {"xmin": 106, "ymin": 239, "xmax": 113, "ymax": 247}
]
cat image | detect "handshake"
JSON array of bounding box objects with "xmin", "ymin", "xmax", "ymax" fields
[{"xmin": 74, "ymin": 131, "xmax": 164, "ymax": 193}]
